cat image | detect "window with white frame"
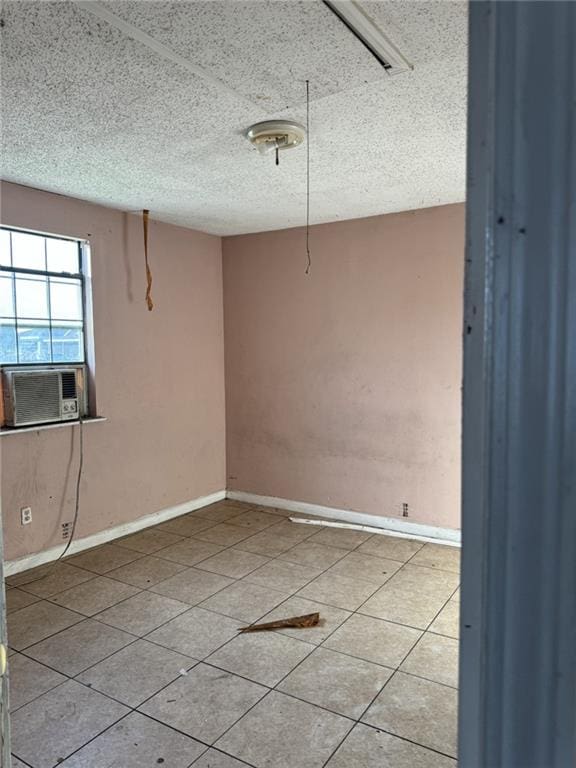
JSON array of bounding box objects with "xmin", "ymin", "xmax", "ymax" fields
[{"xmin": 0, "ymin": 227, "xmax": 87, "ymax": 365}]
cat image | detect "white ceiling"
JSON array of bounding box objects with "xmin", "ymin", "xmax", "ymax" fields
[{"xmin": 0, "ymin": 0, "xmax": 468, "ymax": 235}]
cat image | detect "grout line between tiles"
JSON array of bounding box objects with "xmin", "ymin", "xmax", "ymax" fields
[
  {"xmin": 189, "ymin": 745, "xmax": 256, "ymax": 768},
  {"xmin": 321, "ymin": 720, "xmax": 459, "ymax": 766},
  {"xmin": 352, "ymin": 582, "xmax": 461, "ymax": 725}
]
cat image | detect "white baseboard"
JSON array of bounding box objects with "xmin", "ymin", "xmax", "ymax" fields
[
  {"xmin": 5, "ymin": 489, "xmax": 226, "ymax": 576},
  {"xmin": 5, "ymin": 487, "xmax": 460, "ymax": 576},
  {"xmin": 226, "ymin": 491, "xmax": 461, "ymax": 547}
]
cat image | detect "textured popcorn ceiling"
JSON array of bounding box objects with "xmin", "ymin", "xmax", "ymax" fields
[{"xmin": 0, "ymin": 0, "xmax": 467, "ymax": 235}]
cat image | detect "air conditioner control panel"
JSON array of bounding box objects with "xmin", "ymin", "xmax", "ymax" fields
[{"xmin": 61, "ymin": 399, "xmax": 78, "ymax": 419}]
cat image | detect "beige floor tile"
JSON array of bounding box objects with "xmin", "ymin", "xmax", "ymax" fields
[
  {"xmin": 324, "ymin": 613, "xmax": 421, "ymax": 668},
  {"xmin": 147, "ymin": 606, "xmax": 240, "ymax": 658},
  {"xmin": 117, "ymin": 528, "xmax": 184, "ymax": 554},
  {"xmin": 200, "ymin": 581, "xmax": 290, "ymax": 623},
  {"xmin": 278, "ymin": 647, "xmax": 392, "ymax": 718},
  {"xmin": 327, "ymin": 551, "xmax": 402, "ymax": 585},
  {"xmin": 251, "ymin": 505, "xmax": 294, "ymax": 517},
  {"xmin": 400, "ymin": 632, "xmax": 459, "ymax": 688},
  {"xmin": 410, "ymin": 543, "xmax": 461, "ymax": 573},
  {"xmin": 360, "ymin": 565, "xmax": 459, "ymax": 629},
  {"xmin": 8, "ymin": 601, "xmax": 83, "ymax": 650},
  {"xmin": 153, "ymin": 537, "xmax": 225, "ymax": 567},
  {"xmin": 244, "ymin": 559, "xmax": 321, "ymax": 593},
  {"xmin": 25, "ymin": 618, "xmax": 133, "ymax": 675},
  {"xmin": 217, "ymin": 691, "xmax": 352, "ymax": 768},
  {"xmin": 140, "ymin": 663, "xmax": 266, "ymax": 744},
  {"xmin": 77, "ymin": 639, "xmax": 196, "ymax": 706},
  {"xmin": 235, "ymin": 529, "xmax": 302, "ymax": 557},
  {"xmin": 207, "ymin": 630, "xmax": 313, "ymax": 686},
  {"xmin": 278, "ymin": 540, "xmax": 346, "ymax": 569},
  {"xmin": 297, "ymin": 571, "xmax": 380, "ymax": 610},
  {"xmin": 8, "ymin": 653, "xmax": 67, "ymax": 710},
  {"xmin": 357, "ymin": 535, "xmax": 424, "ymax": 562},
  {"xmin": 362, "ymin": 672, "xmax": 458, "ymax": 758},
  {"xmin": 11, "ymin": 757, "xmax": 28, "ymax": 768},
  {"xmin": 195, "ymin": 503, "xmax": 247, "ymax": 523},
  {"xmin": 270, "ymin": 520, "xmax": 324, "ymax": 542},
  {"xmin": 96, "ymin": 590, "xmax": 189, "ymax": 635},
  {"xmin": 61, "ymin": 711, "xmax": 206, "ymax": 767},
  {"xmin": 308, "ymin": 527, "xmax": 373, "ymax": 550},
  {"xmin": 196, "ymin": 548, "xmax": 269, "ymax": 579},
  {"xmin": 9, "ymin": 562, "xmax": 95, "ymax": 598},
  {"xmin": 149, "ymin": 567, "xmax": 233, "ymax": 605},
  {"xmin": 192, "ymin": 750, "xmax": 249, "ymax": 768},
  {"xmin": 50, "ymin": 576, "xmax": 140, "ymax": 616},
  {"xmin": 107, "ymin": 555, "xmax": 188, "ymax": 588},
  {"xmin": 326, "ymin": 722, "xmax": 457, "ymax": 767},
  {"xmin": 236, "ymin": 520, "xmax": 317, "ymax": 557},
  {"xmin": 229, "ymin": 509, "xmax": 282, "ymax": 532},
  {"xmin": 67, "ymin": 543, "xmax": 143, "ymax": 574},
  {"xmin": 258, "ymin": 595, "xmax": 351, "ymax": 645},
  {"xmin": 217, "ymin": 499, "xmax": 252, "ymax": 512},
  {"xmin": 194, "ymin": 523, "xmax": 254, "ymax": 547},
  {"xmin": 6, "ymin": 588, "xmax": 40, "ymax": 614},
  {"xmin": 11, "ymin": 679, "xmax": 129, "ymax": 768},
  {"xmin": 157, "ymin": 514, "xmax": 216, "ymax": 537},
  {"xmin": 429, "ymin": 596, "xmax": 460, "ymax": 638}
]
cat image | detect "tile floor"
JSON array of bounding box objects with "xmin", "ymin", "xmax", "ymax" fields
[{"xmin": 6, "ymin": 500, "xmax": 460, "ymax": 768}]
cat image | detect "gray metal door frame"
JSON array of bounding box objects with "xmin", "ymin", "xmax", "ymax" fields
[{"xmin": 459, "ymin": 1, "xmax": 576, "ymax": 766}]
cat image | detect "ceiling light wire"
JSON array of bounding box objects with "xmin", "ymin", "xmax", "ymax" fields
[{"xmin": 305, "ymin": 79, "xmax": 311, "ymax": 275}]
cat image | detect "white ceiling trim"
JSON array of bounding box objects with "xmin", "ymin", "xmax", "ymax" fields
[{"xmin": 73, "ymin": 0, "xmax": 265, "ymax": 112}]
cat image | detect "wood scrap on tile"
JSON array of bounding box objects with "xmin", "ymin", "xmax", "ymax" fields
[{"xmin": 238, "ymin": 612, "xmax": 320, "ymax": 633}]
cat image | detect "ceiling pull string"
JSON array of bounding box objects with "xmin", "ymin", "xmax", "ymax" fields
[{"xmin": 305, "ymin": 79, "xmax": 311, "ymax": 275}]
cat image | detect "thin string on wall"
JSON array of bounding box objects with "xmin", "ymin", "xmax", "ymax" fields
[{"xmin": 305, "ymin": 79, "xmax": 311, "ymax": 276}]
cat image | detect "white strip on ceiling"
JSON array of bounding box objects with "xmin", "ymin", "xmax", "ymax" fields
[
  {"xmin": 73, "ymin": 0, "xmax": 265, "ymax": 110},
  {"xmin": 324, "ymin": 0, "xmax": 413, "ymax": 75}
]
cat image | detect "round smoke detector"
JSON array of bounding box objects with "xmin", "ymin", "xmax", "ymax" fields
[{"xmin": 246, "ymin": 120, "xmax": 306, "ymax": 155}]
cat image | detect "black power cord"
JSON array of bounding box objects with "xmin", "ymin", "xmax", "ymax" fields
[{"xmin": 11, "ymin": 415, "xmax": 84, "ymax": 588}]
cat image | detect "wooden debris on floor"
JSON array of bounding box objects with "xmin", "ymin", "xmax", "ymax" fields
[{"xmin": 238, "ymin": 612, "xmax": 320, "ymax": 633}]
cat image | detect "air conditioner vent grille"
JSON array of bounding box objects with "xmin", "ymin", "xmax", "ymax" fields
[
  {"xmin": 61, "ymin": 371, "xmax": 77, "ymax": 399},
  {"xmin": 14, "ymin": 373, "xmax": 61, "ymax": 424}
]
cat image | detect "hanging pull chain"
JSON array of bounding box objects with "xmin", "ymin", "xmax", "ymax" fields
[
  {"xmin": 142, "ymin": 209, "xmax": 154, "ymax": 311},
  {"xmin": 305, "ymin": 79, "xmax": 311, "ymax": 275},
  {"xmin": 275, "ymin": 145, "xmax": 279, "ymax": 166}
]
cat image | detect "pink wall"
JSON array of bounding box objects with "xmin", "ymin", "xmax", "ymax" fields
[
  {"xmin": 0, "ymin": 182, "xmax": 226, "ymax": 561},
  {"xmin": 223, "ymin": 204, "xmax": 464, "ymax": 530}
]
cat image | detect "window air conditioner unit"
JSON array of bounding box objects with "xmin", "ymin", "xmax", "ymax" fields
[{"xmin": 1, "ymin": 365, "xmax": 87, "ymax": 428}]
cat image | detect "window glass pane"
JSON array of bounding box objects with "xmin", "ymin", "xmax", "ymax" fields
[
  {"xmin": 11, "ymin": 231, "xmax": 46, "ymax": 271},
  {"xmin": 49, "ymin": 278, "xmax": 82, "ymax": 320},
  {"xmin": 51, "ymin": 322, "xmax": 84, "ymax": 363},
  {"xmin": 46, "ymin": 238, "xmax": 80, "ymax": 274},
  {"xmin": 0, "ymin": 275, "xmax": 15, "ymax": 317},
  {"xmin": 0, "ymin": 229, "xmax": 11, "ymax": 267},
  {"xmin": 17, "ymin": 323, "xmax": 51, "ymax": 363},
  {"xmin": 0, "ymin": 321, "xmax": 17, "ymax": 364},
  {"xmin": 15, "ymin": 276, "xmax": 49, "ymax": 319}
]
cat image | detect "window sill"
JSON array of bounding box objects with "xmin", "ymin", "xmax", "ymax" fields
[{"xmin": 0, "ymin": 416, "xmax": 107, "ymax": 437}]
